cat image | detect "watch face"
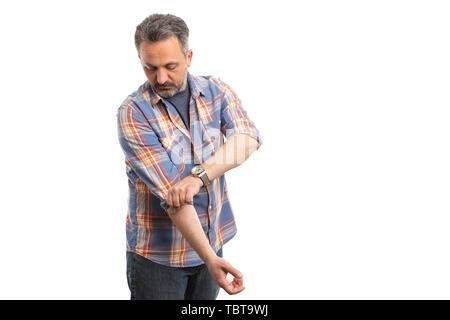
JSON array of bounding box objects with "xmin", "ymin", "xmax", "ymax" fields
[{"xmin": 191, "ymin": 165, "xmax": 203, "ymax": 175}]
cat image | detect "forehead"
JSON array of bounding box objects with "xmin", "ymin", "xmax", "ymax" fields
[{"xmin": 138, "ymin": 37, "xmax": 184, "ymax": 65}]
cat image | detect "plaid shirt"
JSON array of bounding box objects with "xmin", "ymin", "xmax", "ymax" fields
[{"xmin": 117, "ymin": 72, "xmax": 262, "ymax": 267}]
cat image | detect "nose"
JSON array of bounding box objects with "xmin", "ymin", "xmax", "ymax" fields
[{"xmin": 156, "ymin": 69, "xmax": 169, "ymax": 85}]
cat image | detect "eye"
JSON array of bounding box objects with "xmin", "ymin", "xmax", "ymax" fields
[
  {"xmin": 167, "ymin": 65, "xmax": 177, "ymax": 71},
  {"xmin": 145, "ymin": 65, "xmax": 157, "ymax": 72}
]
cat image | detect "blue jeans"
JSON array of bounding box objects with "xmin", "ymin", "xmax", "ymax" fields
[{"xmin": 126, "ymin": 248, "xmax": 222, "ymax": 300}]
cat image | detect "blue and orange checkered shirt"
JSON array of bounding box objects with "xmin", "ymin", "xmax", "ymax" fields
[{"xmin": 117, "ymin": 72, "xmax": 263, "ymax": 267}]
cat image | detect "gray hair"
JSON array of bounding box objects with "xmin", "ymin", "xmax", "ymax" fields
[{"xmin": 134, "ymin": 13, "xmax": 189, "ymax": 56}]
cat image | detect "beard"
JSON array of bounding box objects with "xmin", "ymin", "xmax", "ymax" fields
[{"xmin": 153, "ymin": 68, "xmax": 188, "ymax": 98}]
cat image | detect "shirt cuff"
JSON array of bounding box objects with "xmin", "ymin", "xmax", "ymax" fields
[
  {"xmin": 226, "ymin": 129, "xmax": 263, "ymax": 147},
  {"xmin": 160, "ymin": 199, "xmax": 177, "ymax": 215}
]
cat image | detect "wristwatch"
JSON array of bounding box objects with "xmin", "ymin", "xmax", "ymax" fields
[{"xmin": 190, "ymin": 164, "xmax": 211, "ymax": 186}]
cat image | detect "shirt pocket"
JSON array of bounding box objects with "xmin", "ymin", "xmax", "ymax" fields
[
  {"xmin": 199, "ymin": 120, "xmax": 222, "ymax": 162},
  {"xmin": 159, "ymin": 134, "xmax": 185, "ymax": 170}
]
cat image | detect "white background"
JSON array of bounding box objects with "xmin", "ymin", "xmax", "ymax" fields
[{"xmin": 0, "ymin": 0, "xmax": 449, "ymax": 299}]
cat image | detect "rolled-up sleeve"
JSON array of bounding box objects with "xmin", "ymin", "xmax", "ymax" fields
[
  {"xmin": 117, "ymin": 102, "xmax": 181, "ymax": 214},
  {"xmin": 213, "ymin": 77, "xmax": 263, "ymax": 147}
]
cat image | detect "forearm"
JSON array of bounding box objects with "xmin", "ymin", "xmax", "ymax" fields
[
  {"xmin": 202, "ymin": 134, "xmax": 260, "ymax": 181},
  {"xmin": 168, "ymin": 203, "xmax": 245, "ymax": 295},
  {"xmin": 164, "ymin": 135, "xmax": 259, "ymax": 261},
  {"xmin": 167, "ymin": 204, "xmax": 217, "ymax": 264}
]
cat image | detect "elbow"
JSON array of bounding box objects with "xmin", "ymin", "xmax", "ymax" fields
[
  {"xmin": 236, "ymin": 135, "xmax": 260, "ymax": 165},
  {"xmin": 248, "ymin": 136, "xmax": 261, "ymax": 154}
]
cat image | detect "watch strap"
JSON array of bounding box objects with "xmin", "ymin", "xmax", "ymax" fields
[
  {"xmin": 191, "ymin": 165, "xmax": 211, "ymax": 186},
  {"xmin": 197, "ymin": 170, "xmax": 211, "ymax": 186}
]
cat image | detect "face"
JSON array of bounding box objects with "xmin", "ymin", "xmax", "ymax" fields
[{"xmin": 138, "ymin": 36, "xmax": 192, "ymax": 98}]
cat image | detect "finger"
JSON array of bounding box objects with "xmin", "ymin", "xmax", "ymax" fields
[
  {"xmin": 167, "ymin": 190, "xmax": 173, "ymax": 207},
  {"xmin": 221, "ymin": 281, "xmax": 235, "ymax": 295},
  {"xmin": 231, "ymin": 276, "xmax": 245, "ymax": 291},
  {"xmin": 231, "ymin": 285, "xmax": 245, "ymax": 295},
  {"xmin": 172, "ymin": 191, "xmax": 180, "ymax": 208},
  {"xmin": 222, "ymin": 280, "xmax": 245, "ymax": 295},
  {"xmin": 215, "ymin": 273, "xmax": 244, "ymax": 295},
  {"xmin": 224, "ymin": 262, "xmax": 243, "ymax": 279},
  {"xmin": 233, "ymin": 285, "xmax": 245, "ymax": 294},
  {"xmin": 232, "ymin": 276, "xmax": 244, "ymax": 287},
  {"xmin": 185, "ymin": 190, "xmax": 194, "ymax": 205},
  {"xmin": 178, "ymin": 189, "xmax": 186, "ymax": 206},
  {"xmin": 169, "ymin": 190, "xmax": 180, "ymax": 208}
]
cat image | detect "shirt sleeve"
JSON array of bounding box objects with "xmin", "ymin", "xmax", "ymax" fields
[
  {"xmin": 117, "ymin": 102, "xmax": 181, "ymax": 214},
  {"xmin": 213, "ymin": 77, "xmax": 263, "ymax": 147}
]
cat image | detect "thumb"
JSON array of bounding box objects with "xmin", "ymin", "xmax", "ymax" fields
[{"xmin": 225, "ymin": 262, "xmax": 243, "ymax": 279}]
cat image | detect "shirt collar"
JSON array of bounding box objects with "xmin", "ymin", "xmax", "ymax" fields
[{"xmin": 145, "ymin": 71, "xmax": 205, "ymax": 107}]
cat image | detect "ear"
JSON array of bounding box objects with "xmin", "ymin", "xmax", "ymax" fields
[{"xmin": 186, "ymin": 49, "xmax": 193, "ymax": 67}]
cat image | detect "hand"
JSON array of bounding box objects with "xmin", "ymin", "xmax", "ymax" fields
[
  {"xmin": 168, "ymin": 175, "xmax": 203, "ymax": 208},
  {"xmin": 205, "ymin": 256, "xmax": 245, "ymax": 295}
]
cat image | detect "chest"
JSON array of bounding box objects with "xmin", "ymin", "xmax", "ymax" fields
[{"xmin": 148, "ymin": 96, "xmax": 224, "ymax": 164}]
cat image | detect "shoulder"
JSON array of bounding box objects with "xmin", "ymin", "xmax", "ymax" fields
[
  {"xmin": 117, "ymin": 81, "xmax": 152, "ymax": 113},
  {"xmin": 120, "ymin": 81, "xmax": 150, "ymax": 106},
  {"xmin": 189, "ymin": 73, "xmax": 238, "ymax": 100}
]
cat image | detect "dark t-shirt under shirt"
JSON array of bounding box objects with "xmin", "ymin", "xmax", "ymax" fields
[{"xmin": 166, "ymin": 81, "xmax": 191, "ymax": 131}]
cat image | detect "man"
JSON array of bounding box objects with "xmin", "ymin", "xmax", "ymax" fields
[{"xmin": 116, "ymin": 13, "xmax": 263, "ymax": 300}]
